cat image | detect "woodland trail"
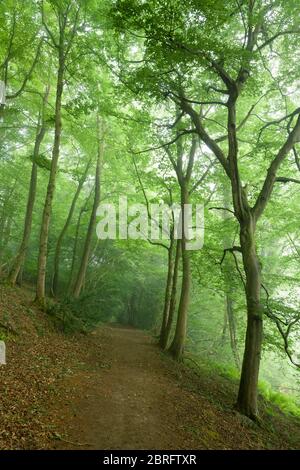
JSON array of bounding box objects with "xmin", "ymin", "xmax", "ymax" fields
[
  {"xmin": 50, "ymin": 325, "xmax": 299, "ymax": 450},
  {"xmin": 53, "ymin": 326, "xmax": 205, "ymax": 450}
]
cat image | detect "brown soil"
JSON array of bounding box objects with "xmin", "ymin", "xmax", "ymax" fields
[
  {"xmin": 1, "ymin": 284, "xmax": 300, "ymax": 450},
  {"xmin": 53, "ymin": 326, "xmax": 205, "ymax": 450},
  {"xmin": 51, "ymin": 326, "xmax": 300, "ymax": 450}
]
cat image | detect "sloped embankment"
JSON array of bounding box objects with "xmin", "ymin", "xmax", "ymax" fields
[
  {"xmin": 0, "ymin": 283, "xmax": 104, "ymax": 449},
  {"xmin": 0, "ymin": 283, "xmax": 300, "ymax": 450}
]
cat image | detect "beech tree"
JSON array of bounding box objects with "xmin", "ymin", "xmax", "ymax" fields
[
  {"xmin": 1, "ymin": 0, "xmax": 300, "ymax": 430},
  {"xmin": 8, "ymin": 85, "xmax": 50, "ymax": 285},
  {"xmin": 110, "ymin": 0, "xmax": 300, "ymax": 418},
  {"xmin": 51, "ymin": 157, "xmax": 91, "ymax": 296},
  {"xmin": 0, "ymin": 1, "xmax": 42, "ymax": 118},
  {"xmin": 73, "ymin": 117, "xmax": 104, "ymax": 298},
  {"xmin": 36, "ymin": 0, "xmax": 82, "ymax": 305}
]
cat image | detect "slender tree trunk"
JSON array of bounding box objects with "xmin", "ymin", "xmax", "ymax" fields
[
  {"xmin": 127, "ymin": 292, "xmax": 135, "ymax": 326},
  {"xmin": 169, "ymin": 185, "xmax": 191, "ymax": 360},
  {"xmin": 67, "ymin": 206, "xmax": 84, "ymax": 294},
  {"xmin": 159, "ymin": 238, "xmax": 175, "ymax": 348},
  {"xmin": 221, "ymin": 183, "xmax": 240, "ymax": 368},
  {"xmin": 0, "ymin": 216, "xmax": 12, "ymax": 275},
  {"xmin": 51, "ymin": 159, "xmax": 90, "ymax": 296},
  {"xmin": 36, "ymin": 54, "xmax": 64, "ymax": 305},
  {"xmin": 72, "ymin": 118, "xmax": 103, "ymax": 298},
  {"xmin": 67, "ymin": 187, "xmax": 94, "ymax": 294},
  {"xmin": 221, "ymin": 306, "xmax": 228, "ymax": 346},
  {"xmin": 0, "ymin": 180, "xmax": 17, "ymax": 274},
  {"xmin": 9, "ymin": 162, "xmax": 38, "ymax": 284},
  {"xmin": 236, "ymin": 218, "xmax": 263, "ymax": 419},
  {"xmin": 16, "ymin": 264, "xmax": 24, "ymax": 287},
  {"xmin": 226, "ymin": 294, "xmax": 240, "ymax": 369},
  {"xmin": 162, "ymin": 239, "xmax": 181, "ymax": 350},
  {"xmin": 9, "ymin": 86, "xmax": 49, "ymax": 285}
]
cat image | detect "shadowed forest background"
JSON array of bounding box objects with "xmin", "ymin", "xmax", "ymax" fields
[{"xmin": 1, "ymin": 0, "xmax": 300, "ymax": 450}]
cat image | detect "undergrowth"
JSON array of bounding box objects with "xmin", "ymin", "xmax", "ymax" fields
[{"xmin": 184, "ymin": 353, "xmax": 300, "ymax": 418}]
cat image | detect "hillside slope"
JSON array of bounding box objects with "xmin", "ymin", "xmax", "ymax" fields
[{"xmin": 0, "ymin": 283, "xmax": 299, "ymax": 450}]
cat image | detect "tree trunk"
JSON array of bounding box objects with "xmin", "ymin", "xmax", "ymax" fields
[
  {"xmin": 226, "ymin": 294, "xmax": 240, "ymax": 369},
  {"xmin": 35, "ymin": 55, "xmax": 64, "ymax": 305},
  {"xmin": 159, "ymin": 237, "xmax": 175, "ymax": 348},
  {"xmin": 72, "ymin": 118, "xmax": 103, "ymax": 298},
  {"xmin": 221, "ymin": 183, "xmax": 240, "ymax": 368},
  {"xmin": 9, "ymin": 86, "xmax": 49, "ymax": 285},
  {"xmin": 221, "ymin": 306, "xmax": 228, "ymax": 346},
  {"xmin": 161, "ymin": 238, "xmax": 181, "ymax": 350},
  {"xmin": 0, "ymin": 180, "xmax": 17, "ymax": 274},
  {"xmin": 236, "ymin": 218, "xmax": 263, "ymax": 419},
  {"xmin": 127, "ymin": 292, "xmax": 135, "ymax": 326},
  {"xmin": 67, "ymin": 206, "xmax": 84, "ymax": 294},
  {"xmin": 169, "ymin": 185, "xmax": 191, "ymax": 360},
  {"xmin": 9, "ymin": 161, "xmax": 38, "ymax": 284},
  {"xmin": 0, "ymin": 215, "xmax": 12, "ymax": 275},
  {"xmin": 16, "ymin": 264, "xmax": 23, "ymax": 287},
  {"xmin": 51, "ymin": 159, "xmax": 90, "ymax": 296}
]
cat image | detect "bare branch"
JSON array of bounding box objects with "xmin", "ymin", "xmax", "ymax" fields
[
  {"xmin": 0, "ymin": 10, "xmax": 17, "ymax": 84},
  {"xmin": 209, "ymin": 206, "xmax": 235, "ymax": 215},
  {"xmin": 275, "ymin": 176, "xmax": 300, "ymax": 184},
  {"xmin": 41, "ymin": 0, "xmax": 59, "ymax": 48},
  {"xmin": 257, "ymin": 107, "xmax": 300, "ymax": 144},
  {"xmin": 262, "ymin": 283, "xmax": 300, "ymax": 369},
  {"xmin": 215, "ymin": 101, "xmax": 260, "ymax": 143},
  {"xmin": 176, "ymin": 94, "xmax": 230, "ymax": 176},
  {"xmin": 190, "ymin": 160, "xmax": 216, "ymax": 194},
  {"xmin": 131, "ymin": 129, "xmax": 196, "ymax": 155},
  {"xmin": 256, "ymin": 29, "xmax": 300, "ymax": 52},
  {"xmin": 171, "ymin": 91, "xmax": 228, "ymax": 108},
  {"xmin": 220, "ymin": 246, "xmax": 242, "ymax": 265},
  {"xmin": 147, "ymin": 238, "xmax": 169, "ymax": 250},
  {"xmin": 186, "ymin": 134, "xmax": 198, "ymax": 181},
  {"xmin": 207, "ymin": 85, "xmax": 229, "ymax": 95},
  {"xmin": 6, "ymin": 39, "xmax": 43, "ymax": 100},
  {"xmin": 219, "ymin": 246, "xmax": 245, "ymax": 288},
  {"xmin": 65, "ymin": 6, "xmax": 81, "ymax": 58},
  {"xmin": 253, "ymin": 111, "xmax": 300, "ymax": 220},
  {"xmin": 287, "ymin": 233, "xmax": 300, "ymax": 260},
  {"xmin": 293, "ymin": 146, "xmax": 300, "ymax": 172},
  {"xmin": 131, "ymin": 154, "xmax": 170, "ymax": 248}
]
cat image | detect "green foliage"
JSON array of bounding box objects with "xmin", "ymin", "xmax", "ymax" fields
[
  {"xmin": 46, "ymin": 297, "xmax": 104, "ymax": 334},
  {"xmin": 1, "ymin": 0, "xmax": 300, "ymax": 421},
  {"xmin": 259, "ymin": 381, "xmax": 300, "ymax": 418}
]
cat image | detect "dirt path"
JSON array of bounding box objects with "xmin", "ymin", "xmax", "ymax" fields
[
  {"xmin": 50, "ymin": 325, "xmax": 300, "ymax": 450},
  {"xmin": 2, "ymin": 285, "xmax": 299, "ymax": 450},
  {"xmin": 53, "ymin": 326, "xmax": 204, "ymax": 450}
]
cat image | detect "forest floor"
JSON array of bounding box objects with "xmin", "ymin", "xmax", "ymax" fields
[{"xmin": 1, "ymin": 283, "xmax": 300, "ymax": 450}]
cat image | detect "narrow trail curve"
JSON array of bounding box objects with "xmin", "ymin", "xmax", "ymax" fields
[
  {"xmin": 53, "ymin": 326, "xmax": 208, "ymax": 450},
  {"xmin": 51, "ymin": 325, "xmax": 284, "ymax": 450}
]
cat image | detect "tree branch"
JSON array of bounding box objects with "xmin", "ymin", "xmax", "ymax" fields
[
  {"xmin": 176, "ymin": 94, "xmax": 230, "ymax": 177},
  {"xmin": 261, "ymin": 283, "xmax": 300, "ymax": 369},
  {"xmin": 41, "ymin": 0, "xmax": 59, "ymax": 48},
  {"xmin": 275, "ymin": 176, "xmax": 300, "ymax": 184},
  {"xmin": 209, "ymin": 206, "xmax": 235, "ymax": 215},
  {"xmin": 131, "ymin": 129, "xmax": 196, "ymax": 155},
  {"xmin": 190, "ymin": 160, "xmax": 216, "ymax": 194},
  {"xmin": 256, "ymin": 29, "xmax": 300, "ymax": 52},
  {"xmin": 220, "ymin": 246, "xmax": 242, "ymax": 265},
  {"xmin": 6, "ymin": 39, "xmax": 43, "ymax": 100},
  {"xmin": 253, "ymin": 111, "xmax": 300, "ymax": 220}
]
